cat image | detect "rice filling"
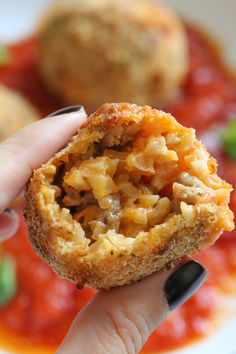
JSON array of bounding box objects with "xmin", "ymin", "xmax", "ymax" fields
[{"xmin": 41, "ymin": 118, "xmax": 232, "ymax": 246}]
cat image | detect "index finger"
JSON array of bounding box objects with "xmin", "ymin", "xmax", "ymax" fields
[{"xmin": 0, "ymin": 107, "xmax": 87, "ymax": 212}]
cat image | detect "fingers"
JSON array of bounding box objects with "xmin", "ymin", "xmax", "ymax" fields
[
  {"xmin": 0, "ymin": 106, "xmax": 87, "ymax": 212},
  {"xmin": 57, "ymin": 261, "xmax": 206, "ymax": 354},
  {"xmin": 0, "ymin": 209, "xmax": 20, "ymax": 241}
]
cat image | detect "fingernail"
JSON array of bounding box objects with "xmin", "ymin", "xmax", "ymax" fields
[
  {"xmin": 0, "ymin": 209, "xmax": 20, "ymax": 241},
  {"xmin": 164, "ymin": 260, "xmax": 206, "ymax": 311},
  {"xmin": 48, "ymin": 105, "xmax": 84, "ymax": 117},
  {"xmin": 4, "ymin": 208, "xmax": 12, "ymax": 213}
]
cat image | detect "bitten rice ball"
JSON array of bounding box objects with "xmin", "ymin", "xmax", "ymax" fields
[
  {"xmin": 0, "ymin": 85, "xmax": 39, "ymax": 142},
  {"xmin": 24, "ymin": 103, "xmax": 234, "ymax": 290},
  {"xmin": 39, "ymin": 0, "xmax": 188, "ymax": 112}
]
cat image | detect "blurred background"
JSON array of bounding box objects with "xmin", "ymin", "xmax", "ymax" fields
[{"xmin": 0, "ymin": 1, "xmax": 236, "ymax": 353}]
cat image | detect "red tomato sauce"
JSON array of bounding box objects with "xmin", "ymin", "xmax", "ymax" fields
[
  {"xmin": 0, "ymin": 25, "xmax": 236, "ymax": 353},
  {"xmin": 1, "ymin": 214, "xmax": 95, "ymax": 348}
]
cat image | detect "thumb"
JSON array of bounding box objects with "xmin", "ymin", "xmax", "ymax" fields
[{"xmin": 57, "ymin": 260, "xmax": 205, "ymax": 354}]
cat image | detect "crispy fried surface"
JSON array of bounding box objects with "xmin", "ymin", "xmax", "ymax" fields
[
  {"xmin": 24, "ymin": 103, "xmax": 234, "ymax": 289},
  {"xmin": 39, "ymin": 0, "xmax": 188, "ymax": 112}
]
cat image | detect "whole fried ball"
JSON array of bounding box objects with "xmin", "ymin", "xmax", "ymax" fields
[
  {"xmin": 0, "ymin": 85, "xmax": 39, "ymax": 142},
  {"xmin": 39, "ymin": 0, "xmax": 188, "ymax": 112},
  {"xmin": 25, "ymin": 103, "xmax": 234, "ymax": 290}
]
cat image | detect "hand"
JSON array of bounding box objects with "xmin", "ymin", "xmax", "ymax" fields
[
  {"xmin": 0, "ymin": 106, "xmax": 206, "ymax": 354},
  {"xmin": 0, "ymin": 106, "xmax": 87, "ymax": 239}
]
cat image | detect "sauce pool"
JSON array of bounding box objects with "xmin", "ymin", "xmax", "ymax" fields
[
  {"xmin": 1, "ymin": 214, "xmax": 95, "ymax": 351},
  {"xmin": 0, "ymin": 25, "xmax": 236, "ymax": 353}
]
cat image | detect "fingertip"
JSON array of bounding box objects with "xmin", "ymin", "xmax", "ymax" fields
[
  {"xmin": 57, "ymin": 261, "xmax": 206, "ymax": 354},
  {"xmin": 102, "ymin": 259, "xmax": 206, "ymax": 316},
  {"xmin": 0, "ymin": 106, "xmax": 88, "ymax": 211},
  {"xmin": 46, "ymin": 105, "xmax": 88, "ymax": 126}
]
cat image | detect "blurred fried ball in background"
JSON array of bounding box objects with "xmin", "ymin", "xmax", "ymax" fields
[
  {"xmin": 39, "ymin": 0, "xmax": 188, "ymax": 113},
  {"xmin": 0, "ymin": 84, "xmax": 39, "ymax": 142}
]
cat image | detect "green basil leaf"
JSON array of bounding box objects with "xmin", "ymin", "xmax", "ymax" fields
[
  {"xmin": 221, "ymin": 119, "xmax": 236, "ymax": 159},
  {"xmin": 0, "ymin": 255, "xmax": 17, "ymax": 306},
  {"xmin": 0, "ymin": 45, "xmax": 10, "ymax": 65}
]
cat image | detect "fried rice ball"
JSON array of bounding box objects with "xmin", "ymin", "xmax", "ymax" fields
[
  {"xmin": 0, "ymin": 85, "xmax": 39, "ymax": 142},
  {"xmin": 39, "ymin": 0, "xmax": 188, "ymax": 112},
  {"xmin": 24, "ymin": 103, "xmax": 234, "ymax": 289}
]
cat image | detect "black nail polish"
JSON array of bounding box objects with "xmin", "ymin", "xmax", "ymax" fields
[
  {"xmin": 4, "ymin": 208, "xmax": 13, "ymax": 213},
  {"xmin": 48, "ymin": 105, "xmax": 83, "ymax": 117},
  {"xmin": 164, "ymin": 260, "xmax": 206, "ymax": 311}
]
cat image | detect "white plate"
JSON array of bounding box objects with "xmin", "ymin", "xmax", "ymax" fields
[{"xmin": 0, "ymin": 1, "xmax": 236, "ymax": 353}]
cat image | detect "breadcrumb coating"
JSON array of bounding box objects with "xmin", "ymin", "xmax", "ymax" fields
[
  {"xmin": 39, "ymin": 0, "xmax": 188, "ymax": 112},
  {"xmin": 0, "ymin": 85, "xmax": 39, "ymax": 141},
  {"xmin": 24, "ymin": 103, "xmax": 234, "ymax": 289}
]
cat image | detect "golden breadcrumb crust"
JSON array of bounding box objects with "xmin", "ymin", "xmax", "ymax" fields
[
  {"xmin": 0, "ymin": 84, "xmax": 39, "ymax": 141},
  {"xmin": 39, "ymin": 0, "xmax": 188, "ymax": 112},
  {"xmin": 24, "ymin": 103, "xmax": 234, "ymax": 289}
]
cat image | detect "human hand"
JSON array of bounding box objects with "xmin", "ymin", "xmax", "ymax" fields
[
  {"xmin": 0, "ymin": 105, "xmax": 87, "ymax": 239},
  {"xmin": 0, "ymin": 106, "xmax": 206, "ymax": 354}
]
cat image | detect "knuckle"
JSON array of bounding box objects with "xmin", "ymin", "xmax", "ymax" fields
[{"xmin": 107, "ymin": 306, "xmax": 151, "ymax": 354}]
